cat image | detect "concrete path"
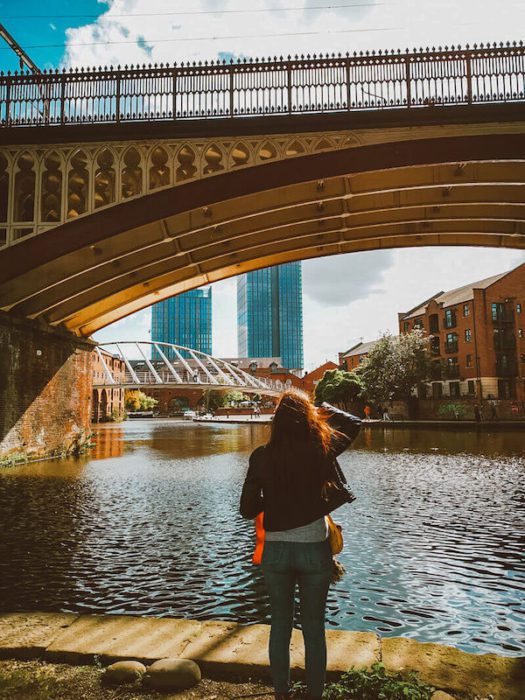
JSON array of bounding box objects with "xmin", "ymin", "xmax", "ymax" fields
[
  {"xmin": 193, "ymin": 416, "xmax": 272, "ymax": 424},
  {"xmin": 0, "ymin": 613, "xmax": 523, "ymax": 699}
]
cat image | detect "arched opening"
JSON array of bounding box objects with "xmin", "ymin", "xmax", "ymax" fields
[
  {"xmin": 100, "ymin": 389, "xmax": 108, "ymax": 421},
  {"xmin": 91, "ymin": 388, "xmax": 100, "ymax": 423}
]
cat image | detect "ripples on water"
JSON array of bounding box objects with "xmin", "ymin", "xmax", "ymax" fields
[{"xmin": 0, "ymin": 420, "xmax": 524, "ymax": 656}]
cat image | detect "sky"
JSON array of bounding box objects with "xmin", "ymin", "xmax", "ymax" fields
[{"xmin": 1, "ymin": 0, "xmax": 524, "ymax": 369}]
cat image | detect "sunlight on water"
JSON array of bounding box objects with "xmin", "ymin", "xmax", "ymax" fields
[{"xmin": 0, "ymin": 420, "xmax": 523, "ymax": 656}]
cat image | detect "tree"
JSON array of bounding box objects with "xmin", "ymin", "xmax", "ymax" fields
[
  {"xmin": 223, "ymin": 390, "xmax": 251, "ymax": 406},
  {"xmin": 358, "ymin": 330, "xmax": 431, "ymax": 405},
  {"xmin": 199, "ymin": 389, "xmax": 225, "ymax": 412},
  {"xmin": 124, "ymin": 390, "xmax": 158, "ymax": 412},
  {"xmin": 314, "ymin": 369, "xmax": 364, "ymax": 410}
]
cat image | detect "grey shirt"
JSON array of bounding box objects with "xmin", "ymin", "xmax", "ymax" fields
[{"xmin": 264, "ymin": 516, "xmax": 328, "ymax": 543}]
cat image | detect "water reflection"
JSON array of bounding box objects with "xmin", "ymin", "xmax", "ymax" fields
[{"xmin": 0, "ymin": 420, "xmax": 523, "ymax": 656}]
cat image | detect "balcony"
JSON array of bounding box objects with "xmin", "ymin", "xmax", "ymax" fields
[
  {"xmin": 430, "ymin": 338, "xmax": 441, "ymax": 356},
  {"xmin": 445, "ymin": 366, "xmax": 460, "ymax": 379},
  {"xmin": 494, "ymin": 336, "xmax": 516, "ymax": 351},
  {"xmin": 445, "ymin": 341, "xmax": 458, "ymax": 353},
  {"xmin": 492, "ymin": 303, "xmax": 515, "ymax": 325},
  {"xmin": 496, "ymin": 360, "xmax": 518, "ymax": 377}
]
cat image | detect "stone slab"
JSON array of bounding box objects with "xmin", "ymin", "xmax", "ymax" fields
[
  {"xmin": 0, "ymin": 612, "xmax": 78, "ymax": 659},
  {"xmin": 325, "ymin": 630, "xmax": 380, "ymax": 675},
  {"xmin": 45, "ymin": 614, "xmax": 203, "ymax": 665},
  {"xmin": 382, "ymin": 636, "xmax": 525, "ymax": 700}
]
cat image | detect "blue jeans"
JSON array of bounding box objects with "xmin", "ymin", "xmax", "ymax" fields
[{"xmin": 261, "ymin": 539, "xmax": 332, "ymax": 697}]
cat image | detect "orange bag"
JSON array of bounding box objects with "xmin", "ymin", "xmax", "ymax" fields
[{"xmin": 252, "ymin": 512, "xmax": 265, "ymax": 564}]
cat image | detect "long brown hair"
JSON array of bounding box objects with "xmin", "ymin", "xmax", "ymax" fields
[{"xmin": 268, "ymin": 390, "xmax": 333, "ymax": 456}]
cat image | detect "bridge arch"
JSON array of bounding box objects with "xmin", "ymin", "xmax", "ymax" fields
[{"xmin": 0, "ymin": 131, "xmax": 524, "ymax": 337}]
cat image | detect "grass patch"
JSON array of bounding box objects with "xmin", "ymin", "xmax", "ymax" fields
[{"xmin": 293, "ymin": 663, "xmax": 436, "ymax": 700}]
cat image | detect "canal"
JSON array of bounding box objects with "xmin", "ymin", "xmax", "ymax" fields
[{"xmin": 0, "ymin": 420, "xmax": 524, "ymax": 657}]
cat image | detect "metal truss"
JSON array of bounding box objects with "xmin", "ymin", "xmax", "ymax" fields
[{"xmin": 95, "ymin": 341, "xmax": 284, "ymax": 395}]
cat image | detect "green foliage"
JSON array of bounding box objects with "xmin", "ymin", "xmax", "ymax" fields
[
  {"xmin": 438, "ymin": 402, "xmax": 468, "ymax": 419},
  {"xmin": 109, "ymin": 408, "xmax": 126, "ymax": 422},
  {"xmin": 223, "ymin": 390, "xmax": 251, "ymax": 406},
  {"xmin": 292, "ymin": 663, "xmax": 435, "ymax": 700},
  {"xmin": 314, "ymin": 369, "xmax": 364, "ymax": 409},
  {"xmin": 0, "ymin": 451, "xmax": 28, "ymax": 468},
  {"xmin": 124, "ymin": 390, "xmax": 158, "ymax": 412},
  {"xmin": 199, "ymin": 389, "xmax": 225, "ymax": 412},
  {"xmin": 358, "ymin": 331, "xmax": 431, "ymax": 404}
]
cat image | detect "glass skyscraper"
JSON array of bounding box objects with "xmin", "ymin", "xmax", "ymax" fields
[
  {"xmin": 237, "ymin": 262, "xmax": 303, "ymax": 370},
  {"xmin": 151, "ymin": 288, "xmax": 212, "ymax": 359}
]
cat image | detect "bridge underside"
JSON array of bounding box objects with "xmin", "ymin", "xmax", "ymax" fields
[{"xmin": 1, "ymin": 130, "xmax": 524, "ymax": 337}]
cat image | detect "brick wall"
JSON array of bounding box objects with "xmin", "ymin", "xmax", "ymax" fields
[{"xmin": 0, "ymin": 311, "xmax": 94, "ymax": 462}]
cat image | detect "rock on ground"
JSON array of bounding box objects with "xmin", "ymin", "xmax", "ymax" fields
[{"xmin": 103, "ymin": 660, "xmax": 147, "ymax": 685}]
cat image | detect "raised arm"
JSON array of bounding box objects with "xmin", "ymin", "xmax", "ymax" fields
[
  {"xmin": 321, "ymin": 403, "xmax": 362, "ymax": 457},
  {"xmin": 240, "ymin": 448, "xmax": 264, "ymax": 519}
]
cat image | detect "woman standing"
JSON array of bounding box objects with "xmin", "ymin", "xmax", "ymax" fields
[{"xmin": 240, "ymin": 391, "xmax": 361, "ymax": 700}]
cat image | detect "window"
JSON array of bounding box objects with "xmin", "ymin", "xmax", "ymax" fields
[
  {"xmin": 465, "ymin": 329, "xmax": 472, "ymax": 342},
  {"xmin": 449, "ymin": 381, "xmax": 460, "ymax": 397},
  {"xmin": 467, "ymin": 380, "xmax": 475, "ymax": 395},
  {"xmin": 445, "ymin": 332, "xmax": 458, "ymax": 353},
  {"xmin": 521, "ymin": 354, "xmax": 525, "ymax": 363},
  {"xmin": 447, "ymin": 357, "xmax": 459, "ymax": 378},
  {"xmin": 466, "ymin": 354, "xmax": 472, "ymax": 367},
  {"xmin": 444, "ymin": 309, "xmax": 457, "ymax": 328},
  {"xmin": 429, "ymin": 314, "xmax": 439, "ymax": 333},
  {"xmin": 403, "ymin": 321, "xmax": 410, "ymax": 333},
  {"xmin": 463, "ymin": 303, "xmax": 470, "ymax": 316},
  {"xmin": 519, "ymin": 329, "xmax": 523, "ymax": 339},
  {"xmin": 413, "ymin": 319, "xmax": 424, "ymax": 330},
  {"xmin": 517, "ymin": 303, "xmax": 522, "ymax": 314}
]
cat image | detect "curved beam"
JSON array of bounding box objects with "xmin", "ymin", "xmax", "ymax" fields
[
  {"xmin": 2, "ymin": 133, "xmax": 524, "ymax": 283},
  {"xmin": 1, "ymin": 133, "xmax": 525, "ymax": 336}
]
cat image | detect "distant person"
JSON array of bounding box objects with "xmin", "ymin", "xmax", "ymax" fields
[
  {"xmin": 489, "ymin": 400, "xmax": 498, "ymax": 421},
  {"xmin": 240, "ymin": 390, "xmax": 361, "ymax": 700},
  {"xmin": 363, "ymin": 405, "xmax": 371, "ymax": 420},
  {"xmin": 474, "ymin": 404, "xmax": 483, "ymax": 422}
]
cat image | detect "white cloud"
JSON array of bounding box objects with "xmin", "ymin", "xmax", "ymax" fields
[
  {"xmin": 62, "ymin": 0, "xmax": 524, "ymax": 70},
  {"xmin": 303, "ymin": 251, "xmax": 393, "ymax": 306}
]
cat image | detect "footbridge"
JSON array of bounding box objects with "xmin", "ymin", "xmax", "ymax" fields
[{"xmin": 95, "ymin": 341, "xmax": 282, "ymax": 395}]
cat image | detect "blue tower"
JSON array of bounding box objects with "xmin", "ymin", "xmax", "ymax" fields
[
  {"xmin": 151, "ymin": 288, "xmax": 212, "ymax": 359},
  {"xmin": 237, "ymin": 262, "xmax": 303, "ymax": 370}
]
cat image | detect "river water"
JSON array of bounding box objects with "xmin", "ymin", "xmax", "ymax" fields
[{"xmin": 1, "ymin": 420, "xmax": 524, "ymax": 656}]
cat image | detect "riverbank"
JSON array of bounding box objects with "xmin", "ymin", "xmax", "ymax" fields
[
  {"xmin": 363, "ymin": 419, "xmax": 525, "ymax": 431},
  {"xmin": 0, "ymin": 658, "xmax": 273, "ymax": 699},
  {"xmin": 0, "ymin": 613, "xmax": 523, "ymax": 700}
]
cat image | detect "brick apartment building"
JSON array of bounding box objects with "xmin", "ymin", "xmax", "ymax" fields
[
  {"xmin": 398, "ymin": 263, "xmax": 525, "ymax": 402},
  {"xmin": 339, "ymin": 340, "xmax": 380, "ymax": 372}
]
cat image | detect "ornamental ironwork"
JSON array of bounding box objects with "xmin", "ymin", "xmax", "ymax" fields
[{"xmin": 1, "ymin": 42, "xmax": 524, "ymax": 127}]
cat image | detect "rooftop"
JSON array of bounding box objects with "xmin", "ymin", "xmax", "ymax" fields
[
  {"xmin": 343, "ymin": 339, "xmax": 381, "ymax": 358},
  {"xmin": 399, "ymin": 269, "xmax": 513, "ymax": 320}
]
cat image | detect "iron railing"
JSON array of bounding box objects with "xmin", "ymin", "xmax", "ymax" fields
[{"xmin": 1, "ymin": 42, "xmax": 524, "ymax": 127}]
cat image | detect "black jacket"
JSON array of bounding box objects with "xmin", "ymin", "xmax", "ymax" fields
[{"xmin": 239, "ymin": 404, "xmax": 361, "ymax": 531}]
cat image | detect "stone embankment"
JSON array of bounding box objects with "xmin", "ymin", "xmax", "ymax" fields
[{"xmin": 0, "ymin": 612, "xmax": 523, "ymax": 700}]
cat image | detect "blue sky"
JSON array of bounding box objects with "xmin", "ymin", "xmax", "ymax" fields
[
  {"xmin": 2, "ymin": 0, "xmax": 524, "ymax": 368},
  {"xmin": 0, "ymin": 1, "xmax": 107, "ymax": 73}
]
